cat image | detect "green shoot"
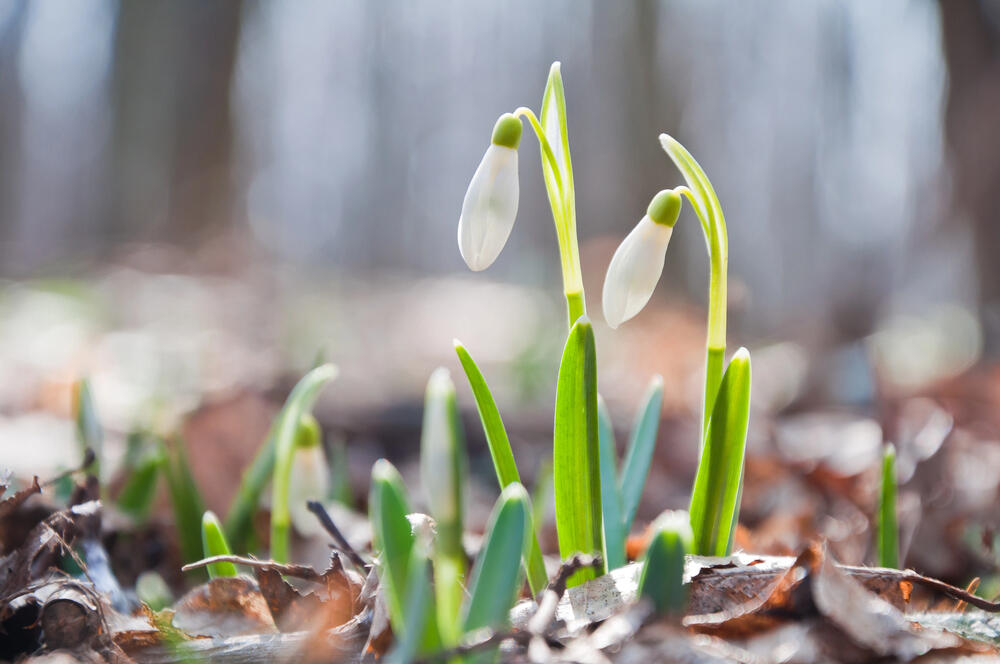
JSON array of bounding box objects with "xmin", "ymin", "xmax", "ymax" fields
[
  {"xmin": 553, "ymin": 317, "xmax": 604, "ymax": 586},
  {"xmin": 638, "ymin": 511, "xmax": 693, "ymax": 616},
  {"xmin": 688, "ymin": 349, "xmax": 751, "ymax": 556},
  {"xmin": 225, "ymin": 418, "xmax": 279, "ymax": 553},
  {"xmin": 385, "ymin": 538, "xmax": 436, "ymax": 664},
  {"xmin": 162, "ymin": 437, "xmax": 207, "ymax": 567},
  {"xmin": 462, "ymin": 483, "xmax": 531, "ymax": 637},
  {"xmin": 597, "ymin": 396, "xmax": 626, "ymax": 570},
  {"xmin": 419, "ymin": 368, "xmax": 468, "ymax": 640},
  {"xmin": 116, "ymin": 445, "xmax": 165, "ymax": 520},
  {"xmin": 454, "ymin": 340, "xmax": 548, "ymax": 594},
  {"xmin": 72, "ymin": 377, "xmax": 102, "ymax": 477},
  {"xmin": 658, "ymin": 135, "xmax": 729, "ymax": 448},
  {"xmin": 269, "ymin": 363, "xmax": 338, "ymax": 563},
  {"xmin": 878, "ymin": 443, "xmax": 899, "ymax": 568},
  {"xmin": 369, "ymin": 459, "xmax": 416, "ymax": 636},
  {"xmin": 201, "ymin": 511, "xmax": 237, "ymax": 579},
  {"xmin": 619, "ymin": 375, "xmax": 665, "ymax": 535}
]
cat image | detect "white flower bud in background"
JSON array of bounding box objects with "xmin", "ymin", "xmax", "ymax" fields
[
  {"xmin": 288, "ymin": 413, "xmax": 330, "ymax": 537},
  {"xmin": 602, "ymin": 189, "xmax": 682, "ymax": 329},
  {"xmin": 457, "ymin": 113, "xmax": 522, "ymax": 271}
]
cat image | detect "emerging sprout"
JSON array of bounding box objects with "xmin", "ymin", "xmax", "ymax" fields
[
  {"xmin": 457, "ymin": 113, "xmax": 522, "ymax": 271},
  {"xmin": 602, "ymin": 189, "xmax": 682, "ymax": 329},
  {"xmin": 288, "ymin": 413, "xmax": 330, "ymax": 537},
  {"xmin": 638, "ymin": 510, "xmax": 693, "ymax": 616}
]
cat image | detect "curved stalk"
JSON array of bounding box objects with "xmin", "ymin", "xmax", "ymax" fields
[{"xmin": 660, "ymin": 136, "xmax": 729, "ymax": 445}]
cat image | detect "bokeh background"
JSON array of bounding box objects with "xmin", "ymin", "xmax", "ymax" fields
[{"xmin": 1, "ymin": 0, "xmax": 1000, "ymax": 580}]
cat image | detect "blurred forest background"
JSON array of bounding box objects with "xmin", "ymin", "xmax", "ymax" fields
[{"xmin": 1, "ymin": 0, "xmax": 1000, "ymax": 501}]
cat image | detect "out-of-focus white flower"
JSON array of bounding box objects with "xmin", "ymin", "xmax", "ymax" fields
[
  {"xmin": 288, "ymin": 427, "xmax": 330, "ymax": 537},
  {"xmin": 603, "ymin": 189, "xmax": 682, "ymax": 329},
  {"xmin": 458, "ymin": 113, "xmax": 522, "ymax": 271}
]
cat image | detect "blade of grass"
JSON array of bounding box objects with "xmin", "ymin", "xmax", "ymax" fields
[
  {"xmin": 454, "ymin": 340, "xmax": 548, "ymax": 595},
  {"xmin": 163, "ymin": 438, "xmax": 207, "ymax": 569},
  {"xmin": 638, "ymin": 511, "xmax": 692, "ymax": 616},
  {"xmin": 224, "ymin": 419, "xmax": 278, "ymax": 553},
  {"xmin": 201, "ymin": 511, "xmax": 237, "ymax": 579},
  {"xmin": 384, "ymin": 540, "xmax": 436, "ymax": 664},
  {"xmin": 553, "ymin": 317, "xmax": 604, "ymax": 586},
  {"xmin": 419, "ymin": 368, "xmax": 467, "ymax": 642},
  {"xmin": 369, "ymin": 459, "xmax": 416, "ymax": 637},
  {"xmin": 619, "ymin": 375, "xmax": 664, "ymax": 535},
  {"xmin": 878, "ymin": 443, "xmax": 899, "ymax": 568},
  {"xmin": 597, "ymin": 396, "xmax": 625, "ymax": 571},
  {"xmin": 72, "ymin": 377, "xmax": 102, "ymax": 477},
  {"xmin": 270, "ymin": 363, "xmax": 338, "ymax": 562},
  {"xmin": 462, "ymin": 483, "xmax": 530, "ymax": 635},
  {"xmin": 116, "ymin": 447, "xmax": 165, "ymax": 520},
  {"xmin": 688, "ymin": 348, "xmax": 751, "ymax": 556}
]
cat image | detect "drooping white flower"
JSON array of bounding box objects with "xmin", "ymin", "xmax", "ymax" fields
[
  {"xmin": 603, "ymin": 189, "xmax": 682, "ymax": 329},
  {"xmin": 458, "ymin": 114, "xmax": 522, "ymax": 271},
  {"xmin": 288, "ymin": 424, "xmax": 330, "ymax": 537}
]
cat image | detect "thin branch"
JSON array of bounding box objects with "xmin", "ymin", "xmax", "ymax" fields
[
  {"xmin": 306, "ymin": 500, "xmax": 368, "ymax": 569},
  {"xmin": 182, "ymin": 555, "xmax": 322, "ymax": 582}
]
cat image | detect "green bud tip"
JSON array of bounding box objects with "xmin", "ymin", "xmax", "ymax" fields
[
  {"xmin": 491, "ymin": 113, "xmax": 522, "ymax": 149},
  {"xmin": 647, "ymin": 189, "xmax": 682, "ymax": 227}
]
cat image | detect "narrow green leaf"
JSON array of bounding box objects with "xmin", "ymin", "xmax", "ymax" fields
[
  {"xmin": 463, "ymin": 483, "xmax": 530, "ymax": 633},
  {"xmin": 597, "ymin": 396, "xmax": 625, "ymax": 571},
  {"xmin": 619, "ymin": 375, "xmax": 664, "ymax": 535},
  {"xmin": 553, "ymin": 317, "xmax": 604, "ymax": 586},
  {"xmin": 385, "ymin": 541, "xmax": 436, "ymax": 664},
  {"xmin": 270, "ymin": 364, "xmax": 338, "ymax": 562},
  {"xmin": 327, "ymin": 439, "xmax": 353, "ymax": 506},
  {"xmin": 638, "ymin": 511, "xmax": 692, "ymax": 616},
  {"xmin": 688, "ymin": 348, "xmax": 751, "ymax": 556},
  {"xmin": 116, "ymin": 448, "xmax": 165, "ymax": 520},
  {"xmin": 454, "ymin": 341, "xmax": 548, "ymax": 595},
  {"xmin": 878, "ymin": 444, "xmax": 899, "ymax": 568},
  {"xmin": 419, "ymin": 368, "xmax": 467, "ymax": 641},
  {"xmin": 201, "ymin": 511, "xmax": 238, "ymax": 579},
  {"xmin": 369, "ymin": 459, "xmax": 416, "ymax": 636},
  {"xmin": 163, "ymin": 438, "xmax": 207, "ymax": 568},
  {"xmin": 72, "ymin": 377, "xmax": 102, "ymax": 476},
  {"xmin": 224, "ymin": 419, "xmax": 278, "ymax": 553}
]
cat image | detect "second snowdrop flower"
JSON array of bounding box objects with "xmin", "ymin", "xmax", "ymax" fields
[
  {"xmin": 458, "ymin": 113, "xmax": 523, "ymax": 271},
  {"xmin": 602, "ymin": 189, "xmax": 682, "ymax": 329}
]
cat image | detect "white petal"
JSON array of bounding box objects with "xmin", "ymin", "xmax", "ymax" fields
[
  {"xmin": 458, "ymin": 145, "xmax": 519, "ymax": 271},
  {"xmin": 602, "ymin": 215, "xmax": 673, "ymax": 328},
  {"xmin": 288, "ymin": 444, "xmax": 330, "ymax": 536}
]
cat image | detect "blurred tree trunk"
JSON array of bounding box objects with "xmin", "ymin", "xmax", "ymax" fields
[
  {"xmin": 110, "ymin": 0, "xmax": 243, "ymax": 246},
  {"xmin": 0, "ymin": 2, "xmax": 28, "ymax": 251},
  {"xmin": 939, "ymin": 0, "xmax": 1000, "ymax": 354}
]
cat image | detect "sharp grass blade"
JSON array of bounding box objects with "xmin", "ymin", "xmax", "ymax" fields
[
  {"xmin": 72, "ymin": 377, "xmax": 102, "ymax": 477},
  {"xmin": 619, "ymin": 375, "xmax": 664, "ymax": 535},
  {"xmin": 384, "ymin": 540, "xmax": 436, "ymax": 664},
  {"xmin": 116, "ymin": 447, "xmax": 165, "ymax": 520},
  {"xmin": 454, "ymin": 340, "xmax": 547, "ymax": 595},
  {"xmin": 201, "ymin": 511, "xmax": 237, "ymax": 579},
  {"xmin": 224, "ymin": 419, "xmax": 278, "ymax": 553},
  {"xmin": 269, "ymin": 364, "xmax": 338, "ymax": 562},
  {"xmin": 688, "ymin": 348, "xmax": 751, "ymax": 556},
  {"xmin": 369, "ymin": 459, "xmax": 416, "ymax": 636},
  {"xmin": 597, "ymin": 396, "xmax": 625, "ymax": 571},
  {"xmin": 463, "ymin": 483, "xmax": 530, "ymax": 633},
  {"xmin": 163, "ymin": 438, "xmax": 207, "ymax": 568},
  {"xmin": 878, "ymin": 443, "xmax": 899, "ymax": 568},
  {"xmin": 419, "ymin": 368, "xmax": 468, "ymax": 641},
  {"xmin": 638, "ymin": 511, "xmax": 692, "ymax": 616},
  {"xmin": 553, "ymin": 317, "xmax": 604, "ymax": 586}
]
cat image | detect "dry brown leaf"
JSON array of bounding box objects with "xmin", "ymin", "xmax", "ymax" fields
[{"xmin": 171, "ymin": 577, "xmax": 277, "ymax": 638}]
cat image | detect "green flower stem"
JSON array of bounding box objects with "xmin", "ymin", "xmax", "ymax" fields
[
  {"xmin": 513, "ymin": 103, "xmax": 586, "ymax": 328},
  {"xmin": 663, "ymin": 139, "xmax": 729, "ymax": 446}
]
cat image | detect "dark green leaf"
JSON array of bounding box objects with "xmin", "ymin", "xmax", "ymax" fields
[
  {"xmin": 597, "ymin": 396, "xmax": 625, "ymax": 571},
  {"xmin": 454, "ymin": 340, "xmax": 547, "ymax": 595},
  {"xmin": 638, "ymin": 511, "xmax": 692, "ymax": 616},
  {"xmin": 878, "ymin": 444, "xmax": 899, "ymax": 568},
  {"xmin": 688, "ymin": 348, "xmax": 751, "ymax": 556},
  {"xmin": 619, "ymin": 375, "xmax": 664, "ymax": 535},
  {"xmin": 553, "ymin": 318, "xmax": 604, "ymax": 586}
]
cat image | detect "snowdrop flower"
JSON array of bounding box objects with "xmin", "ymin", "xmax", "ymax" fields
[
  {"xmin": 288, "ymin": 415, "xmax": 330, "ymax": 537},
  {"xmin": 458, "ymin": 113, "xmax": 522, "ymax": 271},
  {"xmin": 603, "ymin": 189, "xmax": 682, "ymax": 328}
]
